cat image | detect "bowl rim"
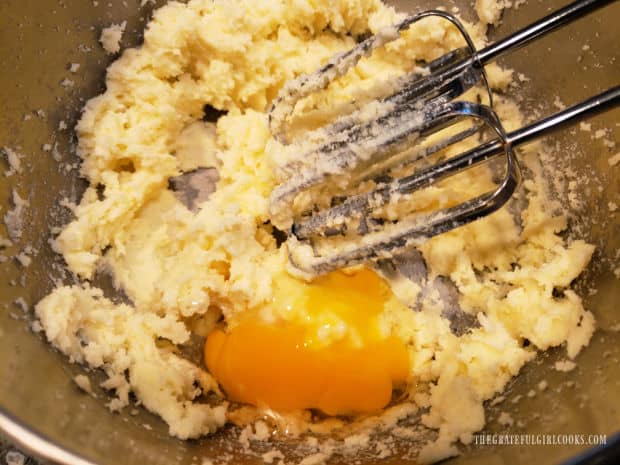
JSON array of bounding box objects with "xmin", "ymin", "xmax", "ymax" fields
[{"xmin": 0, "ymin": 406, "xmax": 94, "ymax": 465}]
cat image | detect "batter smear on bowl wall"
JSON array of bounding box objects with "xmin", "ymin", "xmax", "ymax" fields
[{"xmin": 35, "ymin": 0, "xmax": 596, "ymax": 462}]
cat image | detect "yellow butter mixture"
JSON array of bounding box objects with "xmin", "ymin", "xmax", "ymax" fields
[{"xmin": 34, "ymin": 0, "xmax": 597, "ymax": 462}]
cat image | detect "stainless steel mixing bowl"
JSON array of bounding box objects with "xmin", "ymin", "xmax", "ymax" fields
[{"xmin": 0, "ymin": 0, "xmax": 618, "ymax": 464}]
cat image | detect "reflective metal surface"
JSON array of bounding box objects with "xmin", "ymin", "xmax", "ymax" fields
[{"xmin": 0, "ymin": 1, "xmax": 618, "ymax": 464}]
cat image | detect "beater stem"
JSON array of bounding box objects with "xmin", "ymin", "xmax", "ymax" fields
[{"xmin": 476, "ymin": 0, "xmax": 617, "ymax": 64}]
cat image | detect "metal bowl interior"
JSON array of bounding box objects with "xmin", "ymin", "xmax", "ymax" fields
[{"xmin": 0, "ymin": 0, "xmax": 618, "ymax": 464}]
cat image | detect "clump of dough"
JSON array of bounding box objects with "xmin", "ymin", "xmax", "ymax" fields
[
  {"xmin": 476, "ymin": 0, "xmax": 505, "ymax": 25},
  {"xmin": 100, "ymin": 21, "xmax": 126, "ymax": 55},
  {"xmin": 36, "ymin": 285, "xmax": 226, "ymax": 438}
]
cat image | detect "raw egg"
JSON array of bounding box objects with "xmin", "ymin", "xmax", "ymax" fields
[{"xmin": 204, "ymin": 268, "xmax": 410, "ymax": 415}]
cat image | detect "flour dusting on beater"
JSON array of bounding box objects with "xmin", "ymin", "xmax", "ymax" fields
[{"xmin": 268, "ymin": 0, "xmax": 620, "ymax": 277}]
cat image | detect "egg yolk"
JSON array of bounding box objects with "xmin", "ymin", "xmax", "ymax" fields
[{"xmin": 204, "ymin": 268, "xmax": 410, "ymax": 416}]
